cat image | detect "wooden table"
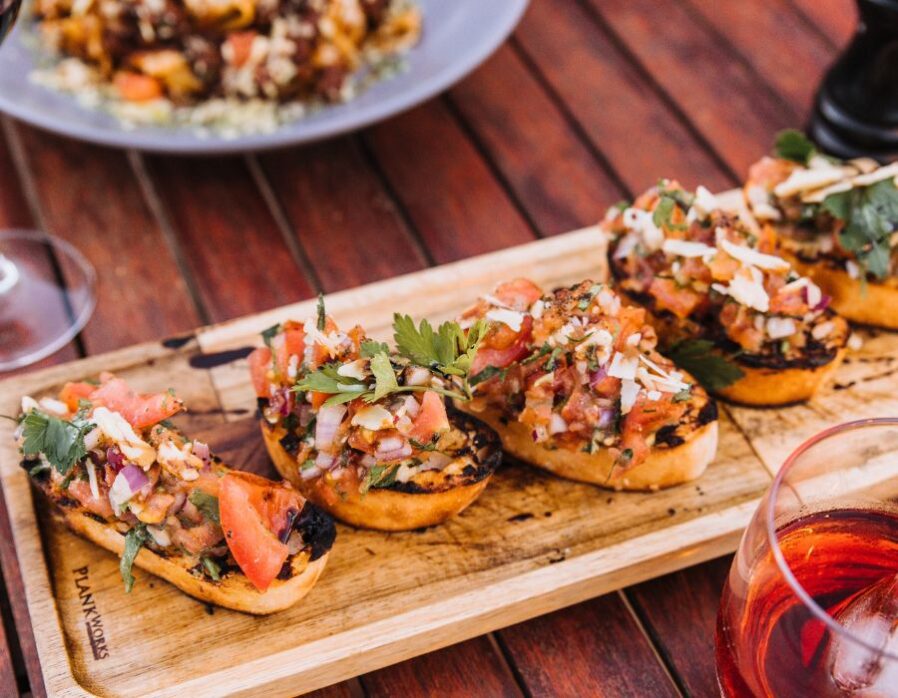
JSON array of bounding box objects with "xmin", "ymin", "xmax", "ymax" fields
[{"xmin": 0, "ymin": 0, "xmax": 856, "ymax": 695}]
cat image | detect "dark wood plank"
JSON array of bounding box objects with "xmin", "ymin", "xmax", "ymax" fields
[
  {"xmin": 585, "ymin": 0, "xmax": 796, "ymax": 179},
  {"xmin": 627, "ymin": 556, "xmax": 731, "ymax": 698},
  {"xmin": 259, "ymin": 138, "xmax": 426, "ymax": 291},
  {"xmin": 144, "ymin": 156, "xmax": 315, "ymax": 322},
  {"xmin": 449, "ymin": 44, "xmax": 625, "ymax": 235},
  {"xmin": 514, "ymin": 0, "xmax": 731, "ymax": 193},
  {"xmin": 498, "ymin": 594, "xmax": 679, "ymax": 697},
  {"xmin": 790, "ymin": 0, "xmax": 856, "ymax": 47},
  {"xmin": 10, "ymin": 125, "xmax": 201, "ymax": 351},
  {"xmin": 683, "ymin": 0, "xmax": 835, "ymax": 115},
  {"xmin": 364, "ymin": 100, "xmax": 536, "ymax": 262},
  {"xmin": 362, "ymin": 636, "xmax": 521, "ymax": 698}
]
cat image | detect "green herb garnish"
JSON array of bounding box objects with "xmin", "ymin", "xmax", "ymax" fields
[
  {"xmin": 20, "ymin": 411, "xmax": 94, "ymax": 476},
  {"xmin": 666, "ymin": 339, "xmax": 744, "ymax": 391},
  {"xmin": 360, "ymin": 464, "xmax": 398, "ymax": 495},
  {"xmin": 201, "ymin": 556, "xmax": 222, "ymax": 581},
  {"xmin": 120, "ymin": 524, "xmax": 149, "ymax": 593},
  {"xmin": 360, "ymin": 339, "xmax": 390, "ymax": 358},
  {"xmin": 469, "ymin": 365, "xmax": 507, "ymax": 386},
  {"xmin": 369, "ymin": 352, "xmax": 400, "ymax": 402},
  {"xmin": 189, "ymin": 490, "xmax": 220, "ymax": 525},
  {"xmin": 393, "ymin": 314, "xmax": 487, "ymax": 378},
  {"xmin": 653, "ymin": 196, "xmax": 688, "ymax": 232},
  {"xmin": 261, "ymin": 323, "xmax": 281, "ymax": 349},
  {"xmin": 316, "ymin": 293, "xmax": 327, "ymax": 331},
  {"xmin": 822, "ymin": 178, "xmax": 898, "ymax": 280},
  {"xmin": 774, "ymin": 129, "xmax": 816, "ymax": 164}
]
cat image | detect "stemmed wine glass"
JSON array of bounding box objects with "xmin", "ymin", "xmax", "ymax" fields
[
  {"xmin": 0, "ymin": 0, "xmax": 96, "ymax": 371},
  {"xmin": 716, "ymin": 419, "xmax": 898, "ymax": 696}
]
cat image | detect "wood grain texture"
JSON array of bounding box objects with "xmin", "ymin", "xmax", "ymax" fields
[
  {"xmin": 362, "ymin": 636, "xmax": 521, "ymax": 698},
  {"xmin": 144, "ymin": 156, "xmax": 315, "ymax": 322},
  {"xmin": 514, "ymin": 0, "xmax": 731, "ymax": 193},
  {"xmin": 627, "ymin": 555, "xmax": 732, "ymax": 697},
  {"xmin": 258, "ymin": 137, "xmax": 426, "ymax": 291},
  {"xmin": 449, "ymin": 44, "xmax": 623, "ymax": 235},
  {"xmin": 365, "ymin": 100, "xmax": 536, "ymax": 262},
  {"xmin": 586, "ymin": 0, "xmax": 796, "ymax": 179},
  {"xmin": 497, "ymin": 594, "xmax": 679, "ymax": 698},
  {"xmin": 0, "ymin": 229, "xmax": 770, "ymax": 697},
  {"xmin": 683, "ymin": 0, "xmax": 835, "ymax": 115},
  {"xmin": 9, "ymin": 124, "xmax": 201, "ymax": 352},
  {"xmin": 790, "ymin": 0, "xmax": 857, "ymax": 47}
]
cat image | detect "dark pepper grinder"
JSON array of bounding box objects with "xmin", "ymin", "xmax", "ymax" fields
[{"xmin": 809, "ymin": 0, "xmax": 898, "ymax": 160}]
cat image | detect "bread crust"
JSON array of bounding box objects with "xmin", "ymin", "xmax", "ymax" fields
[
  {"xmin": 458, "ymin": 405, "xmax": 717, "ymax": 491},
  {"xmin": 40, "ymin": 491, "xmax": 330, "ymax": 614},
  {"xmin": 789, "ymin": 256, "xmax": 898, "ymax": 330},
  {"xmin": 261, "ymin": 411, "xmax": 502, "ymax": 531}
]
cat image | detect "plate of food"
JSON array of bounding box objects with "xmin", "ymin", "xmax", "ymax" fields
[{"xmin": 0, "ymin": 0, "xmax": 528, "ymax": 153}]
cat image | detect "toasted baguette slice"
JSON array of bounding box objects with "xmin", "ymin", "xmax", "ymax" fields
[
  {"xmin": 262, "ymin": 409, "xmax": 502, "ymax": 531},
  {"xmin": 630, "ymin": 295, "xmax": 849, "ymax": 406},
  {"xmin": 42, "ymin": 494, "xmax": 330, "ymax": 614},
  {"xmin": 459, "ymin": 392, "xmax": 718, "ymax": 491},
  {"xmin": 788, "ymin": 255, "xmax": 898, "ymax": 330}
]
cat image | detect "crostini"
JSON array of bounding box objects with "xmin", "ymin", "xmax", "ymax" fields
[
  {"xmin": 17, "ymin": 374, "xmax": 335, "ymax": 615},
  {"xmin": 744, "ymin": 130, "xmax": 898, "ymax": 329},
  {"xmin": 456, "ymin": 279, "xmax": 719, "ymax": 491},
  {"xmin": 604, "ymin": 180, "xmax": 850, "ymax": 405},
  {"xmin": 248, "ymin": 303, "xmax": 501, "ymax": 531}
]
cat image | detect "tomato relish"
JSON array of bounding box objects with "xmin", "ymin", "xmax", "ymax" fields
[
  {"xmin": 17, "ymin": 374, "xmax": 317, "ymax": 592},
  {"xmin": 605, "ymin": 180, "xmax": 847, "ymax": 360},
  {"xmin": 460, "ymin": 279, "xmax": 703, "ymax": 470},
  {"xmin": 249, "ymin": 315, "xmax": 466, "ymax": 495},
  {"xmin": 745, "ymin": 155, "xmax": 898, "ymax": 281}
]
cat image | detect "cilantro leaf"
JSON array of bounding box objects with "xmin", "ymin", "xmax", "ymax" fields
[
  {"xmin": 296, "ymin": 364, "xmax": 366, "ymax": 395},
  {"xmin": 393, "ymin": 314, "xmax": 487, "ymax": 379},
  {"xmin": 189, "ymin": 490, "xmax": 220, "ymax": 524},
  {"xmin": 666, "ymin": 339, "xmax": 744, "ymax": 391},
  {"xmin": 774, "ymin": 129, "xmax": 816, "ymax": 164},
  {"xmin": 120, "ymin": 524, "xmax": 148, "ymax": 593},
  {"xmin": 469, "ymin": 365, "xmax": 507, "ymax": 386},
  {"xmin": 823, "ymin": 178, "xmax": 898, "ymax": 279},
  {"xmin": 369, "ymin": 353, "xmax": 399, "ymax": 402},
  {"xmin": 360, "ymin": 464, "xmax": 398, "ymax": 494},
  {"xmin": 360, "ymin": 339, "xmax": 390, "ymax": 358},
  {"xmin": 20, "ymin": 411, "xmax": 93, "ymax": 475}
]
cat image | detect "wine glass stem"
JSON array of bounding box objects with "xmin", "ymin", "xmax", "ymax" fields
[{"xmin": 0, "ymin": 253, "xmax": 19, "ymax": 295}]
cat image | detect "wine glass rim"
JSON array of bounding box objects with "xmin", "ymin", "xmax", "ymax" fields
[{"xmin": 766, "ymin": 417, "xmax": 898, "ymax": 662}]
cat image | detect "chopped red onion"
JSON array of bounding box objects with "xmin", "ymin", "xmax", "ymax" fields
[
  {"xmin": 375, "ymin": 438, "xmax": 412, "ymax": 462},
  {"xmin": 314, "ymin": 404, "xmax": 346, "ymax": 450},
  {"xmin": 314, "ymin": 451, "xmax": 336, "ymax": 470},
  {"xmin": 301, "ymin": 465, "xmax": 323, "ymax": 480},
  {"xmin": 109, "ymin": 465, "xmax": 149, "ymax": 512},
  {"xmin": 106, "ymin": 447, "xmax": 125, "ymax": 472},
  {"xmin": 589, "ymin": 366, "xmax": 608, "ymax": 389},
  {"xmin": 192, "ymin": 440, "xmax": 210, "ymax": 463}
]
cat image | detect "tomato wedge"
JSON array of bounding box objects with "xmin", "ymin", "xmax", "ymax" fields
[
  {"xmin": 59, "ymin": 381, "xmax": 97, "ymax": 412},
  {"xmin": 219, "ymin": 471, "xmax": 305, "ymax": 592},
  {"xmin": 409, "ymin": 391, "xmax": 450, "ymax": 442},
  {"xmin": 471, "ymin": 315, "xmax": 533, "ymax": 376},
  {"xmin": 89, "ymin": 377, "xmax": 183, "ymax": 428},
  {"xmin": 247, "ymin": 347, "xmax": 272, "ymax": 398},
  {"xmin": 272, "ymin": 322, "xmax": 307, "ymax": 379}
]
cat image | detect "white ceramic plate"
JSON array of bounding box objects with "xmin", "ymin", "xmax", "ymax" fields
[{"xmin": 0, "ymin": 0, "xmax": 529, "ymax": 153}]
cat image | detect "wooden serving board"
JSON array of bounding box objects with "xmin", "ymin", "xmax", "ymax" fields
[{"xmin": 1, "ymin": 226, "xmax": 895, "ymax": 697}]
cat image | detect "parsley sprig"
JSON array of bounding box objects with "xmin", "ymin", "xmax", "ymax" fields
[
  {"xmin": 774, "ymin": 129, "xmax": 817, "ymax": 164},
  {"xmin": 295, "ymin": 315, "xmax": 488, "ymax": 406},
  {"xmin": 823, "ymin": 178, "xmax": 898, "ymax": 280},
  {"xmin": 666, "ymin": 339, "xmax": 744, "ymax": 391},
  {"xmin": 20, "ymin": 410, "xmax": 94, "ymax": 476}
]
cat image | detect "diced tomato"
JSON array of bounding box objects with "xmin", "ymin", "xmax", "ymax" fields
[
  {"xmin": 492, "ymin": 278, "xmax": 543, "ymax": 310},
  {"xmin": 90, "ymin": 376, "xmax": 183, "ymax": 428},
  {"xmin": 719, "ymin": 303, "xmax": 764, "ymax": 353},
  {"xmin": 113, "ymin": 71, "xmax": 163, "ymax": 102},
  {"xmin": 59, "ymin": 382, "xmax": 96, "ymax": 412},
  {"xmin": 648, "ymin": 278, "xmax": 704, "ymax": 320},
  {"xmin": 65, "ymin": 478, "xmax": 114, "ymax": 519},
  {"xmin": 248, "ymin": 347, "xmax": 272, "ymax": 398},
  {"xmin": 219, "ymin": 471, "xmax": 306, "ymax": 592},
  {"xmin": 613, "ymin": 305, "xmax": 648, "ymax": 351},
  {"xmin": 746, "ymin": 156, "xmax": 794, "ymax": 191},
  {"xmin": 707, "ymin": 251, "xmax": 740, "ymax": 282},
  {"xmin": 226, "ymin": 30, "xmax": 256, "ymax": 67},
  {"xmin": 310, "ymin": 391, "xmax": 329, "ymax": 410},
  {"xmin": 409, "ymin": 391, "xmax": 450, "ymax": 442},
  {"xmin": 620, "ymin": 393, "xmax": 687, "ymax": 469},
  {"xmin": 273, "ymin": 321, "xmax": 306, "ymax": 380},
  {"xmin": 471, "ymin": 315, "xmax": 533, "ymax": 376}
]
